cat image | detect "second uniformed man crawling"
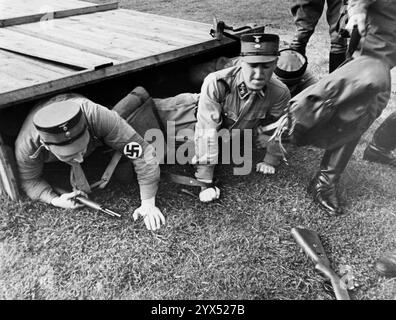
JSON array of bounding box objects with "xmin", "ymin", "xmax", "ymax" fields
[
  {"xmin": 153, "ymin": 33, "xmax": 291, "ymax": 202},
  {"xmin": 15, "ymin": 93, "xmax": 165, "ymax": 231}
]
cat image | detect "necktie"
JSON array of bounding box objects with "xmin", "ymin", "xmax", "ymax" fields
[{"xmin": 70, "ymin": 162, "xmax": 91, "ymax": 193}]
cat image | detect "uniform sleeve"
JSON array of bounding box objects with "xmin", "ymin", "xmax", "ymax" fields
[
  {"xmin": 83, "ymin": 101, "xmax": 160, "ymax": 200},
  {"xmin": 348, "ymin": 0, "xmax": 375, "ymax": 15},
  {"xmin": 263, "ymin": 86, "xmax": 291, "ymax": 166},
  {"xmin": 194, "ymin": 73, "xmax": 226, "ymax": 182},
  {"xmin": 15, "ymin": 137, "xmax": 58, "ymax": 204}
]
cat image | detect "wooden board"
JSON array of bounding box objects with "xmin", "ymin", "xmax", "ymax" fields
[
  {"xmin": 0, "ymin": 2, "xmax": 119, "ymax": 28},
  {"xmin": 0, "ymin": 0, "xmax": 113, "ymax": 21},
  {"xmin": 0, "ymin": 1, "xmax": 261, "ymax": 109},
  {"xmin": 10, "ymin": 9, "xmax": 210, "ymax": 59},
  {"xmin": 0, "ymin": 34, "xmax": 239, "ymax": 109},
  {"xmin": 0, "ymin": 6, "xmax": 253, "ymax": 109},
  {"xmin": 0, "ymin": 28, "xmax": 116, "ymax": 69},
  {"xmin": 0, "ymin": 49, "xmax": 73, "ymax": 92}
]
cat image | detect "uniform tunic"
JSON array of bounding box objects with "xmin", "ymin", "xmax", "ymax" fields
[
  {"xmin": 194, "ymin": 66, "xmax": 291, "ymax": 181},
  {"xmin": 154, "ymin": 66, "xmax": 291, "ymax": 182},
  {"xmin": 15, "ymin": 94, "xmax": 160, "ymax": 204},
  {"xmin": 349, "ymin": 0, "xmax": 396, "ymax": 68},
  {"xmin": 290, "ymin": 0, "xmax": 347, "ymax": 54},
  {"xmin": 287, "ymin": 0, "xmax": 395, "ymax": 150}
]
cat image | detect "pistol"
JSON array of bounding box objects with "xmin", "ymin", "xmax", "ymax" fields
[{"xmin": 54, "ymin": 187, "xmax": 121, "ymax": 218}]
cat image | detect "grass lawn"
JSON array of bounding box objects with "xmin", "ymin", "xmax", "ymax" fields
[{"xmin": 1, "ymin": 0, "xmax": 395, "ymax": 300}]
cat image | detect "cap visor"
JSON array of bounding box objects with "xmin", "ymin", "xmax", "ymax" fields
[
  {"xmin": 242, "ymin": 55, "xmax": 278, "ymax": 63},
  {"xmin": 48, "ymin": 129, "xmax": 90, "ymax": 157}
]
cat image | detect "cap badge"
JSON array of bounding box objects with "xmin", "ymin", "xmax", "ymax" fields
[
  {"xmin": 65, "ymin": 131, "xmax": 71, "ymax": 139},
  {"xmin": 253, "ymin": 35, "xmax": 262, "ymax": 43},
  {"xmin": 60, "ymin": 124, "xmax": 68, "ymax": 132},
  {"xmin": 254, "ymin": 44, "xmax": 261, "ymax": 48}
]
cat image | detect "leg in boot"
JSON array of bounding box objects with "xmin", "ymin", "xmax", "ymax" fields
[
  {"xmin": 308, "ymin": 138, "xmax": 359, "ymax": 216},
  {"xmin": 290, "ymin": 0, "xmax": 324, "ymax": 56},
  {"xmin": 363, "ymin": 111, "xmax": 396, "ymax": 167},
  {"xmin": 326, "ymin": 0, "xmax": 347, "ymax": 73}
]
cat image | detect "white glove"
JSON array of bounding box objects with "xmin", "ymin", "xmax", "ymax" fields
[
  {"xmin": 256, "ymin": 162, "xmax": 275, "ymax": 175},
  {"xmin": 199, "ymin": 186, "xmax": 220, "ymax": 202},
  {"xmin": 133, "ymin": 197, "xmax": 165, "ymax": 231},
  {"xmin": 50, "ymin": 190, "xmax": 87, "ymax": 209},
  {"xmin": 345, "ymin": 12, "xmax": 367, "ymax": 37}
]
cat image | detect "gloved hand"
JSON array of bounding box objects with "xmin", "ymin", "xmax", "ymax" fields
[
  {"xmin": 256, "ymin": 162, "xmax": 275, "ymax": 175},
  {"xmin": 199, "ymin": 185, "xmax": 220, "ymax": 203},
  {"xmin": 133, "ymin": 197, "xmax": 165, "ymax": 231},
  {"xmin": 346, "ymin": 12, "xmax": 367, "ymax": 37},
  {"xmin": 50, "ymin": 190, "xmax": 87, "ymax": 209}
]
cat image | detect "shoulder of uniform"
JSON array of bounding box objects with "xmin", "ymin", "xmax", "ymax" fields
[
  {"xmin": 268, "ymin": 76, "xmax": 290, "ymax": 92},
  {"xmin": 204, "ymin": 65, "xmax": 240, "ymax": 84}
]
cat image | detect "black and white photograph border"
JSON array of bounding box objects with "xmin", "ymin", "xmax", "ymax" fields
[{"xmin": 0, "ymin": 0, "xmax": 395, "ymax": 302}]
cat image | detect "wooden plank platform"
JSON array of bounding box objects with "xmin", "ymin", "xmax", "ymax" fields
[
  {"xmin": 0, "ymin": 0, "xmax": 250, "ymax": 109},
  {"xmin": 0, "ymin": 0, "xmax": 118, "ymax": 25}
]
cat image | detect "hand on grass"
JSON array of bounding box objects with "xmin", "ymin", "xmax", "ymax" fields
[
  {"xmin": 133, "ymin": 197, "xmax": 165, "ymax": 231},
  {"xmin": 256, "ymin": 162, "xmax": 275, "ymax": 175},
  {"xmin": 51, "ymin": 190, "xmax": 87, "ymax": 209},
  {"xmin": 199, "ymin": 186, "xmax": 220, "ymax": 202}
]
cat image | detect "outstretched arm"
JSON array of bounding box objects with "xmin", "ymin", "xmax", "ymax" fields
[{"xmin": 83, "ymin": 101, "xmax": 164, "ymax": 230}]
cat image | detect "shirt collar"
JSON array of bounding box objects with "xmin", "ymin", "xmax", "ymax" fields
[{"xmin": 236, "ymin": 70, "xmax": 266, "ymax": 99}]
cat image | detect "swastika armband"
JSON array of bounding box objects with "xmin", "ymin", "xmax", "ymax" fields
[{"xmin": 123, "ymin": 142, "xmax": 143, "ymax": 159}]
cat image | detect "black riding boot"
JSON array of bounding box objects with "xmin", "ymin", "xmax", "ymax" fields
[
  {"xmin": 308, "ymin": 138, "xmax": 359, "ymax": 216},
  {"xmin": 363, "ymin": 112, "xmax": 396, "ymax": 167},
  {"xmin": 329, "ymin": 52, "xmax": 346, "ymax": 73}
]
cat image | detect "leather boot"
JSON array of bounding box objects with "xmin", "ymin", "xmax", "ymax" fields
[
  {"xmin": 363, "ymin": 112, "xmax": 396, "ymax": 167},
  {"xmin": 376, "ymin": 250, "xmax": 396, "ymax": 278},
  {"xmin": 329, "ymin": 52, "xmax": 346, "ymax": 73},
  {"xmin": 308, "ymin": 138, "xmax": 359, "ymax": 216}
]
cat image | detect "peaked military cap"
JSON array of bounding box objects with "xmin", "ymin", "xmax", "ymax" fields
[
  {"xmin": 274, "ymin": 48, "xmax": 308, "ymax": 82},
  {"xmin": 33, "ymin": 101, "xmax": 90, "ymax": 157},
  {"xmin": 240, "ymin": 33, "xmax": 280, "ymax": 63}
]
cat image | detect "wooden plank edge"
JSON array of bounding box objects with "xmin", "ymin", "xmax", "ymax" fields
[
  {"xmin": 0, "ymin": 2, "xmax": 119, "ymax": 28},
  {"xmin": 0, "ymin": 134, "xmax": 20, "ymax": 201},
  {"xmin": 0, "ymin": 27, "xmax": 262, "ymax": 109}
]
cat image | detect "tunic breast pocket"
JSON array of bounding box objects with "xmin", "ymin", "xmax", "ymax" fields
[
  {"xmin": 243, "ymin": 107, "xmax": 269, "ymax": 121},
  {"xmin": 221, "ymin": 95, "xmax": 239, "ymax": 122},
  {"xmin": 222, "ymin": 110, "xmax": 238, "ymax": 122}
]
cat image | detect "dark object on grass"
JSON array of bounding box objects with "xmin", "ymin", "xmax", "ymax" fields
[
  {"xmin": 54, "ymin": 187, "xmax": 121, "ymax": 218},
  {"xmin": 291, "ymin": 227, "xmax": 350, "ymax": 300},
  {"xmin": 210, "ymin": 16, "xmax": 255, "ymax": 41},
  {"xmin": 376, "ymin": 250, "xmax": 396, "ymax": 278},
  {"xmin": 363, "ymin": 111, "xmax": 396, "ymax": 167},
  {"xmin": 0, "ymin": 135, "xmax": 19, "ymax": 200}
]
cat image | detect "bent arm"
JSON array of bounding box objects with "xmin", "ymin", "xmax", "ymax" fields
[
  {"xmin": 262, "ymin": 86, "xmax": 291, "ymax": 166},
  {"xmin": 15, "ymin": 138, "xmax": 58, "ymax": 204},
  {"xmin": 194, "ymin": 74, "xmax": 226, "ymax": 181},
  {"xmin": 84, "ymin": 101, "xmax": 160, "ymax": 200}
]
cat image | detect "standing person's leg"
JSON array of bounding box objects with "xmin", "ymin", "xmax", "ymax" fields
[
  {"xmin": 283, "ymin": 55, "xmax": 391, "ymax": 216},
  {"xmin": 363, "ymin": 112, "xmax": 396, "ymax": 166},
  {"xmin": 308, "ymin": 138, "xmax": 359, "ymax": 215},
  {"xmin": 326, "ymin": 0, "xmax": 347, "ymax": 72},
  {"xmin": 290, "ymin": 0, "xmax": 325, "ymax": 55}
]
